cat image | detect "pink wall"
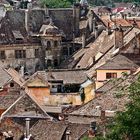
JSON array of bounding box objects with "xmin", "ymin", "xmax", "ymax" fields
[{"xmin": 96, "ymin": 70, "xmax": 131, "ymax": 81}]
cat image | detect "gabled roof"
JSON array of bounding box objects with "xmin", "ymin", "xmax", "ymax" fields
[
  {"xmin": 23, "ymin": 72, "xmax": 49, "ymax": 87},
  {"xmin": 1, "ymin": 90, "xmax": 51, "ymax": 120},
  {"xmin": 70, "ymin": 71, "xmax": 139, "ymax": 117},
  {"xmin": 96, "ymin": 54, "xmax": 139, "ymax": 70}
]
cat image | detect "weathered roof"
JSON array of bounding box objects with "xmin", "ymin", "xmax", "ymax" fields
[
  {"xmin": 97, "ymin": 54, "xmax": 139, "ymax": 70},
  {"xmin": 101, "ymin": 18, "xmax": 132, "ymax": 28},
  {"xmin": 36, "ymin": 70, "xmax": 87, "ymax": 84},
  {"xmin": 0, "ymin": 62, "xmax": 12, "ymax": 87},
  {"xmin": 30, "ymin": 120, "xmax": 89, "ymax": 140},
  {"xmin": 12, "ymin": 30, "xmax": 24, "ymax": 39},
  {"xmin": 2, "ymin": 91, "xmax": 51, "ymax": 120},
  {"xmin": 39, "ymin": 24, "xmax": 60, "ymax": 36},
  {"xmin": 95, "ymin": 78, "xmax": 123, "ymax": 93},
  {"xmin": 30, "ymin": 120, "xmax": 67, "ymax": 140},
  {"xmin": 5, "ymin": 68, "xmax": 25, "ymax": 86},
  {"xmin": 70, "ymin": 71, "xmax": 139, "ymax": 117}
]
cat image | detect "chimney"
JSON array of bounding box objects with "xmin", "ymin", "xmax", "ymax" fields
[
  {"xmin": 73, "ymin": 3, "xmax": 80, "ymax": 35},
  {"xmin": 88, "ymin": 121, "xmax": 96, "ymax": 138},
  {"xmin": 88, "ymin": 11, "xmax": 93, "ymax": 32},
  {"xmin": 114, "ymin": 25, "xmax": 123, "ymax": 49},
  {"xmin": 25, "ymin": 9, "xmax": 29, "ymax": 33},
  {"xmin": 20, "ymin": 65, "xmax": 24, "ymax": 77},
  {"xmin": 95, "ymin": 26, "xmax": 98, "ymax": 39},
  {"xmin": 66, "ymin": 129, "xmax": 71, "ymax": 140},
  {"xmin": 93, "ymin": 18, "xmax": 96, "ymax": 34},
  {"xmin": 25, "ymin": 118, "xmax": 31, "ymax": 138},
  {"xmin": 82, "ymin": 32, "xmax": 86, "ymax": 48},
  {"xmin": 107, "ymin": 22, "xmax": 112, "ymax": 35}
]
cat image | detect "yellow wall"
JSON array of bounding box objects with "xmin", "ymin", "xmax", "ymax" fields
[{"xmin": 84, "ymin": 83, "xmax": 95, "ymax": 103}]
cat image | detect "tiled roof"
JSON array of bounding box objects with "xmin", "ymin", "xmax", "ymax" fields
[
  {"xmin": 30, "ymin": 120, "xmax": 89, "ymax": 140},
  {"xmin": 0, "ymin": 62, "xmax": 11, "ymax": 87},
  {"xmin": 70, "ymin": 72, "xmax": 139, "ymax": 117},
  {"xmin": 36, "ymin": 70, "xmax": 87, "ymax": 84},
  {"xmin": 2, "ymin": 91, "xmax": 51, "ymax": 120},
  {"xmin": 97, "ymin": 54, "xmax": 139, "ymax": 70},
  {"xmin": 101, "ymin": 18, "xmax": 132, "ymax": 28},
  {"xmin": 30, "ymin": 120, "xmax": 67, "ymax": 140},
  {"xmin": 95, "ymin": 78, "xmax": 123, "ymax": 93}
]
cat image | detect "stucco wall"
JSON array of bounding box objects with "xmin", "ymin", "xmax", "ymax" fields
[{"xmin": 96, "ymin": 69, "xmax": 131, "ymax": 81}]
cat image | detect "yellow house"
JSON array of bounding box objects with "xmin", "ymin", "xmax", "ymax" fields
[
  {"xmin": 95, "ymin": 54, "xmax": 139, "ymax": 89},
  {"xmin": 23, "ymin": 73, "xmax": 50, "ymax": 105}
]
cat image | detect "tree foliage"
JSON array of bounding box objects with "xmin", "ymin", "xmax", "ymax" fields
[
  {"xmin": 41, "ymin": 0, "xmax": 72, "ymax": 8},
  {"xmin": 94, "ymin": 75, "xmax": 140, "ymax": 140}
]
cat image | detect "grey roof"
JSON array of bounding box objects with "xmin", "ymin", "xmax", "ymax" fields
[
  {"xmin": 30, "ymin": 120, "xmax": 67, "ymax": 140},
  {"xmin": 70, "ymin": 71, "xmax": 139, "ymax": 117},
  {"xmin": 36, "ymin": 70, "xmax": 87, "ymax": 84},
  {"xmin": 0, "ymin": 62, "xmax": 12, "ymax": 87},
  {"xmin": 3, "ymin": 92, "xmax": 51, "ymax": 119},
  {"xmin": 30, "ymin": 120, "xmax": 89, "ymax": 140},
  {"xmin": 97, "ymin": 54, "xmax": 139, "ymax": 70},
  {"xmin": 12, "ymin": 30, "xmax": 24, "ymax": 39},
  {"xmin": 95, "ymin": 78, "xmax": 123, "ymax": 93}
]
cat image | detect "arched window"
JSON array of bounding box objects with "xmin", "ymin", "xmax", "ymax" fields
[{"xmin": 47, "ymin": 41, "xmax": 51, "ymax": 48}]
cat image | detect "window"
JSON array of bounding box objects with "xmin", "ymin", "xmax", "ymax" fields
[
  {"xmin": 10, "ymin": 82, "xmax": 14, "ymax": 87},
  {"xmin": 47, "ymin": 41, "xmax": 51, "ymax": 48},
  {"xmin": 35, "ymin": 49, "xmax": 39, "ymax": 58},
  {"xmin": 0, "ymin": 51, "xmax": 6, "ymax": 59},
  {"xmin": 15, "ymin": 50, "xmax": 26, "ymax": 59},
  {"xmin": 106, "ymin": 73, "xmax": 117, "ymax": 79},
  {"xmin": 54, "ymin": 41, "xmax": 58, "ymax": 47}
]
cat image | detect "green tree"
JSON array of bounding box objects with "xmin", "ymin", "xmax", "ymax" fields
[
  {"xmin": 41, "ymin": 0, "xmax": 72, "ymax": 8},
  {"xmin": 95, "ymin": 75, "xmax": 140, "ymax": 140}
]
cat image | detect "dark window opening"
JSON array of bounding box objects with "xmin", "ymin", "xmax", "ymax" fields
[
  {"xmin": 106, "ymin": 73, "xmax": 117, "ymax": 79},
  {"xmin": 54, "ymin": 59, "xmax": 58, "ymax": 67},
  {"xmin": 10, "ymin": 82, "xmax": 14, "ymax": 87},
  {"xmin": 54, "ymin": 41, "xmax": 58, "ymax": 47},
  {"xmin": 15, "ymin": 50, "xmax": 26, "ymax": 59},
  {"xmin": 47, "ymin": 59, "xmax": 52, "ymax": 67},
  {"xmin": 47, "ymin": 41, "xmax": 51, "ymax": 48},
  {"xmin": 35, "ymin": 49, "xmax": 39, "ymax": 58},
  {"xmin": 0, "ymin": 51, "xmax": 6, "ymax": 59}
]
